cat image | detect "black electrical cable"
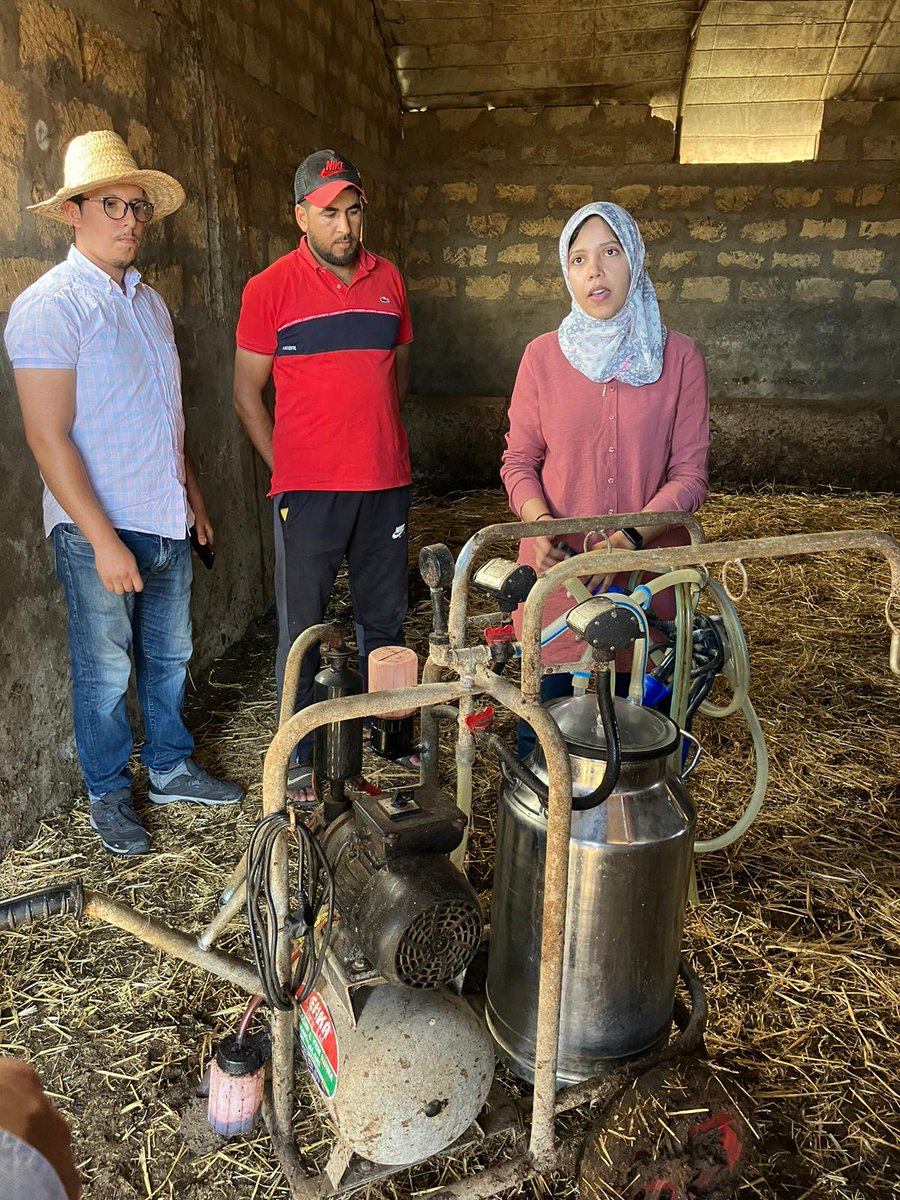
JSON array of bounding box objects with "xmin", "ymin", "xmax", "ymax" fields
[
  {"xmin": 245, "ymin": 810, "xmax": 335, "ymax": 1012},
  {"xmin": 291, "ymin": 826, "xmax": 335, "ymax": 1005}
]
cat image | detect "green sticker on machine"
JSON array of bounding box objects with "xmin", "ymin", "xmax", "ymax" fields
[{"xmin": 298, "ymin": 989, "xmax": 338, "ymax": 1098}]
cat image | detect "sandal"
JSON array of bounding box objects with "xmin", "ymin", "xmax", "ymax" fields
[
  {"xmin": 286, "ymin": 763, "xmax": 316, "ymax": 803},
  {"xmin": 390, "ymin": 753, "xmax": 421, "ymax": 772}
]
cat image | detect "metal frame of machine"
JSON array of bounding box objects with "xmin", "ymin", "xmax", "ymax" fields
[{"xmin": 3, "ymin": 513, "xmax": 899, "ymax": 1199}]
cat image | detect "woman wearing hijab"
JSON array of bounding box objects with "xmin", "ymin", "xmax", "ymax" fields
[{"xmin": 500, "ymin": 201, "xmax": 709, "ymax": 748}]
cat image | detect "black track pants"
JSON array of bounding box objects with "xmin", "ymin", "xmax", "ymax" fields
[{"xmin": 273, "ymin": 486, "xmax": 411, "ymax": 763}]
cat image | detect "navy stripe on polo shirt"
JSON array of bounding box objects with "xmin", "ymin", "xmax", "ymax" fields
[
  {"xmin": 236, "ymin": 237, "xmax": 413, "ymax": 495},
  {"xmin": 277, "ymin": 309, "xmax": 400, "ymax": 356}
]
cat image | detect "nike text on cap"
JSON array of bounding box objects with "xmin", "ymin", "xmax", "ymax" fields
[{"xmin": 294, "ymin": 149, "xmax": 368, "ymax": 208}]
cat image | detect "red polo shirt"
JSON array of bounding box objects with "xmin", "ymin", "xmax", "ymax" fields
[{"xmin": 236, "ymin": 238, "xmax": 413, "ymax": 494}]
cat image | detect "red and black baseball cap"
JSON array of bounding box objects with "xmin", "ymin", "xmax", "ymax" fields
[{"xmin": 294, "ymin": 149, "xmax": 368, "ymax": 207}]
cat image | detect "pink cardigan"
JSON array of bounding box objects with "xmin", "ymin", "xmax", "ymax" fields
[{"xmin": 500, "ymin": 328, "xmax": 709, "ymax": 664}]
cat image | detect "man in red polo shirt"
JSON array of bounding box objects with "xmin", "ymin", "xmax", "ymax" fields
[{"xmin": 233, "ymin": 150, "xmax": 413, "ymax": 790}]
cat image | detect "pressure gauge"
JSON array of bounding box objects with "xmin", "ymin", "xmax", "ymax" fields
[{"xmin": 419, "ymin": 544, "xmax": 455, "ymax": 589}]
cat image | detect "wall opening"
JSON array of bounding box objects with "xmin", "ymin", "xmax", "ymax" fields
[{"xmin": 679, "ymin": 0, "xmax": 899, "ymax": 164}]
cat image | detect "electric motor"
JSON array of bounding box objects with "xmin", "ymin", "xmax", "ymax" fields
[{"xmin": 320, "ymin": 784, "xmax": 483, "ymax": 989}]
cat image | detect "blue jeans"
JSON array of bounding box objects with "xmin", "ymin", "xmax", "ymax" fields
[{"xmin": 53, "ymin": 525, "xmax": 195, "ymax": 797}]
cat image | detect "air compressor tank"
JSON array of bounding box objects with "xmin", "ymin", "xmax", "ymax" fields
[
  {"xmin": 486, "ymin": 694, "xmax": 695, "ymax": 1086},
  {"xmin": 297, "ymin": 975, "xmax": 494, "ymax": 1166}
]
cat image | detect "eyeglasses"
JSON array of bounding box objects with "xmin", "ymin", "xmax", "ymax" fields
[{"xmin": 78, "ymin": 196, "xmax": 155, "ymax": 223}]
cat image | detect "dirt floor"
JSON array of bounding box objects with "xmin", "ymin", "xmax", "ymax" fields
[{"xmin": 0, "ymin": 488, "xmax": 898, "ymax": 1199}]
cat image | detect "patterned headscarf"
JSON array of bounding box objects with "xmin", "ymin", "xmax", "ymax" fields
[{"xmin": 557, "ymin": 201, "xmax": 667, "ymax": 386}]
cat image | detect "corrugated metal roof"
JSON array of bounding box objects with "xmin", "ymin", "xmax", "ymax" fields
[
  {"xmin": 373, "ymin": 0, "xmax": 900, "ymax": 160},
  {"xmin": 681, "ymin": 0, "xmax": 900, "ymax": 161},
  {"xmin": 373, "ymin": 1, "xmax": 700, "ymax": 109}
]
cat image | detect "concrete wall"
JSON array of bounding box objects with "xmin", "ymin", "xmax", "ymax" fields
[
  {"xmin": 401, "ymin": 99, "xmax": 900, "ymax": 491},
  {"xmin": 0, "ymin": 0, "xmax": 402, "ymax": 848}
]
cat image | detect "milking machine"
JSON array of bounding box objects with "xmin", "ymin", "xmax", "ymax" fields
[{"xmin": 2, "ymin": 512, "xmax": 900, "ymax": 1200}]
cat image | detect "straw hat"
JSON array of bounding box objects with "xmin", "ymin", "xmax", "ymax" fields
[{"xmin": 29, "ymin": 130, "xmax": 185, "ymax": 223}]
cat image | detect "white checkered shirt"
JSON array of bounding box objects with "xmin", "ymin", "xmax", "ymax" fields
[{"xmin": 4, "ymin": 245, "xmax": 192, "ymax": 538}]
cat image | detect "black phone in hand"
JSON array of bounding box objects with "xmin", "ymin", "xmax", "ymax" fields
[{"xmin": 189, "ymin": 527, "xmax": 216, "ymax": 570}]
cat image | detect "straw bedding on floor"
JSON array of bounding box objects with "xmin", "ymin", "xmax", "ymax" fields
[{"xmin": 0, "ymin": 488, "xmax": 897, "ymax": 1199}]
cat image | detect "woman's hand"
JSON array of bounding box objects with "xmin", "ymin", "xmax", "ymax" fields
[
  {"xmin": 533, "ymin": 514, "xmax": 569, "ymax": 573},
  {"xmin": 583, "ymin": 529, "xmax": 634, "ymax": 595}
]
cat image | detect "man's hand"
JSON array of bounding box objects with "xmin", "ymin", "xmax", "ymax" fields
[
  {"xmin": 191, "ymin": 514, "xmax": 214, "ymax": 547},
  {"xmin": 0, "ymin": 1059, "xmax": 80, "ymax": 1199},
  {"xmin": 93, "ymin": 533, "xmax": 143, "ymax": 594},
  {"xmin": 183, "ymin": 455, "xmax": 214, "ymax": 547}
]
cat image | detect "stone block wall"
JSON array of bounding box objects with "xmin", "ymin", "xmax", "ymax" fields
[
  {"xmin": 401, "ymin": 100, "xmax": 900, "ymax": 490},
  {"xmin": 0, "ymin": 0, "xmax": 402, "ymax": 848}
]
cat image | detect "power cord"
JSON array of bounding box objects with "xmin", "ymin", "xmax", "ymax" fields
[{"xmin": 245, "ymin": 810, "xmax": 335, "ymax": 1011}]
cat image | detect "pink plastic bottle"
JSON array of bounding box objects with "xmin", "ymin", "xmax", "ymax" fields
[
  {"xmin": 368, "ymin": 647, "xmax": 418, "ymax": 760},
  {"xmin": 207, "ymin": 1036, "xmax": 265, "ymax": 1137}
]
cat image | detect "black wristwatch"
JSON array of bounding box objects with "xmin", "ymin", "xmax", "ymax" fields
[{"xmin": 621, "ymin": 527, "xmax": 643, "ymax": 550}]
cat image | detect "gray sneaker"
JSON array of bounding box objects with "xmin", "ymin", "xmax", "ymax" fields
[
  {"xmin": 148, "ymin": 758, "xmax": 244, "ymax": 807},
  {"xmin": 89, "ymin": 789, "xmax": 151, "ymax": 856}
]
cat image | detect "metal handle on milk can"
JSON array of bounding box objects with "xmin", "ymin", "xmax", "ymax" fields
[{"xmin": 680, "ymin": 730, "xmax": 703, "ymax": 777}]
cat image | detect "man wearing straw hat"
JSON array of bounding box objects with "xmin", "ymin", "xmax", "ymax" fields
[{"xmin": 3, "ymin": 130, "xmax": 244, "ymax": 856}]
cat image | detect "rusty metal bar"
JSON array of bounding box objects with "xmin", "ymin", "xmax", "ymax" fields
[
  {"xmin": 263, "ymin": 682, "xmax": 469, "ymax": 818},
  {"xmin": 279, "ymin": 623, "xmax": 340, "ymax": 729},
  {"xmin": 448, "ymin": 511, "xmax": 706, "ymax": 650},
  {"xmin": 520, "ymin": 528, "xmax": 900, "ymax": 698},
  {"xmin": 262, "ymin": 1093, "xmax": 323, "ymax": 1199},
  {"xmin": 82, "ymin": 891, "xmax": 260, "ymax": 995},
  {"xmin": 217, "ymin": 850, "xmax": 248, "ymax": 910},
  {"xmin": 198, "ymin": 880, "xmax": 246, "ymax": 951},
  {"xmin": 419, "ymin": 1154, "xmax": 546, "ymax": 1200},
  {"xmin": 420, "ymin": 655, "xmax": 446, "ymax": 788},
  {"xmin": 475, "ymin": 669, "xmax": 572, "ymax": 1167}
]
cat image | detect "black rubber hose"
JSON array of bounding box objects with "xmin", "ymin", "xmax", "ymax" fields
[
  {"xmin": 479, "ymin": 680, "xmax": 621, "ymax": 813},
  {"xmin": 570, "ymin": 674, "xmax": 621, "ymax": 811},
  {"xmin": 478, "ymin": 731, "xmax": 549, "ymax": 804}
]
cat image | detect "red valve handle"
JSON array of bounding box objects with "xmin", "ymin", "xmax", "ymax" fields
[{"xmin": 465, "ymin": 706, "xmax": 495, "ymax": 732}]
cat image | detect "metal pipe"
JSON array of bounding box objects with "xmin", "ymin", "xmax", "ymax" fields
[
  {"xmin": 449, "ymin": 511, "xmax": 705, "ymax": 650},
  {"xmin": 217, "ymin": 850, "xmax": 247, "ymax": 909},
  {"xmin": 474, "ymin": 669, "xmax": 572, "ymax": 1167},
  {"xmin": 262, "ymin": 1092, "xmax": 322, "ymax": 1199},
  {"xmin": 419, "ymin": 656, "xmax": 446, "ymax": 788},
  {"xmin": 451, "ymin": 693, "xmax": 476, "ymax": 870},
  {"xmin": 264, "ymin": 682, "xmax": 468, "ymax": 817},
  {"xmin": 198, "ymin": 880, "xmax": 247, "ymax": 950},
  {"xmin": 521, "ymin": 528, "xmax": 900, "ymax": 696},
  {"xmin": 279, "ymin": 623, "xmax": 340, "ymax": 728},
  {"xmin": 82, "ymin": 891, "xmax": 260, "ymax": 995},
  {"xmin": 417, "ymin": 1154, "xmax": 545, "ymax": 1200}
]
